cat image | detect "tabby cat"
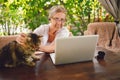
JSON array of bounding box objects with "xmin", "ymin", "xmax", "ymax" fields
[{"xmin": 0, "ymin": 33, "xmax": 42, "ymax": 68}]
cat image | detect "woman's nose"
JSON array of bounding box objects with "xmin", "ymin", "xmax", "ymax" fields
[{"xmin": 56, "ymin": 20, "xmax": 63, "ymax": 24}]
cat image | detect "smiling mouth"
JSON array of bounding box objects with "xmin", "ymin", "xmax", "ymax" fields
[{"xmin": 55, "ymin": 24, "xmax": 62, "ymax": 29}]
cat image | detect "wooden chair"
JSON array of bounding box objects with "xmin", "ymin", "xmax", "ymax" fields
[
  {"xmin": 84, "ymin": 22, "xmax": 120, "ymax": 53},
  {"xmin": 0, "ymin": 35, "xmax": 18, "ymax": 49}
]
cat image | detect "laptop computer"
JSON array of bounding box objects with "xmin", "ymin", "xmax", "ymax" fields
[{"xmin": 50, "ymin": 35, "xmax": 99, "ymax": 65}]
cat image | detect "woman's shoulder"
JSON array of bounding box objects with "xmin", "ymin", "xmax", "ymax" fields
[
  {"xmin": 35, "ymin": 24, "xmax": 50, "ymax": 31},
  {"xmin": 61, "ymin": 27, "xmax": 69, "ymax": 32},
  {"xmin": 33, "ymin": 24, "xmax": 50, "ymax": 34},
  {"xmin": 39, "ymin": 24, "xmax": 50, "ymax": 28}
]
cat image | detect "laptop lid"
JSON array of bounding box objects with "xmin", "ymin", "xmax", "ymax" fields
[{"xmin": 50, "ymin": 35, "xmax": 98, "ymax": 65}]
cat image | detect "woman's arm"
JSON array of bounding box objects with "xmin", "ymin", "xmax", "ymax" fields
[{"xmin": 39, "ymin": 42, "xmax": 55, "ymax": 53}]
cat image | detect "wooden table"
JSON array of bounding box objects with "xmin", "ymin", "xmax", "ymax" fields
[{"xmin": 0, "ymin": 47, "xmax": 120, "ymax": 80}]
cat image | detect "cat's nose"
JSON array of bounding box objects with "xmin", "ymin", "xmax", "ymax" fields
[{"xmin": 35, "ymin": 47, "xmax": 40, "ymax": 51}]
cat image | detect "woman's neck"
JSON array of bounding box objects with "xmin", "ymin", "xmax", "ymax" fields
[
  {"xmin": 47, "ymin": 26, "xmax": 57, "ymax": 43},
  {"xmin": 49, "ymin": 26, "xmax": 57, "ymax": 34}
]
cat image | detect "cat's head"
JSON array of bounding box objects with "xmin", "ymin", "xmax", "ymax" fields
[{"xmin": 25, "ymin": 33, "xmax": 42, "ymax": 51}]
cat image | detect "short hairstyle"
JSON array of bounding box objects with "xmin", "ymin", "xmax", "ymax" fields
[{"xmin": 48, "ymin": 5, "xmax": 67, "ymax": 19}]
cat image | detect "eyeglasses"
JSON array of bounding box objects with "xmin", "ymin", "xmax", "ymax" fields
[{"xmin": 52, "ymin": 17, "xmax": 66, "ymax": 23}]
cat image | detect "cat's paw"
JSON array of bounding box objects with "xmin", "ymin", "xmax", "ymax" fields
[
  {"xmin": 27, "ymin": 62, "xmax": 35, "ymax": 67},
  {"xmin": 26, "ymin": 57, "xmax": 33, "ymax": 62},
  {"xmin": 33, "ymin": 56, "xmax": 41, "ymax": 61},
  {"xmin": 32, "ymin": 54, "xmax": 41, "ymax": 61}
]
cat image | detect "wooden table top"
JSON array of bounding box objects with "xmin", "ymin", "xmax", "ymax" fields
[{"xmin": 0, "ymin": 47, "xmax": 120, "ymax": 80}]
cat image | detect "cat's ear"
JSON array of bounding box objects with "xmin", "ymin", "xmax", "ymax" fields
[
  {"xmin": 38, "ymin": 35, "xmax": 43, "ymax": 38},
  {"xmin": 27, "ymin": 33, "xmax": 32, "ymax": 36},
  {"xmin": 38, "ymin": 35, "xmax": 43, "ymax": 40},
  {"xmin": 27, "ymin": 37, "xmax": 31, "ymax": 41}
]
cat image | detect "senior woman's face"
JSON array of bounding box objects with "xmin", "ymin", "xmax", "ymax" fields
[{"xmin": 50, "ymin": 12, "xmax": 66, "ymax": 29}]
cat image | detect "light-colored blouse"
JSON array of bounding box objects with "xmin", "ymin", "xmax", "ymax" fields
[{"xmin": 33, "ymin": 24, "xmax": 70, "ymax": 45}]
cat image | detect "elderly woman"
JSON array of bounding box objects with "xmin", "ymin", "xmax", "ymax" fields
[{"xmin": 16, "ymin": 5, "xmax": 72, "ymax": 53}]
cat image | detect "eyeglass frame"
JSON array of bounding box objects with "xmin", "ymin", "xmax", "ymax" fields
[{"xmin": 51, "ymin": 17, "xmax": 66, "ymax": 23}]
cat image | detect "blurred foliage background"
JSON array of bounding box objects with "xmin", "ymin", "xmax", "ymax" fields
[{"xmin": 0, "ymin": 0, "xmax": 114, "ymax": 36}]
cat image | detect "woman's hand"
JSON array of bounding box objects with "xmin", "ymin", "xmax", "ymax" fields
[
  {"xmin": 16, "ymin": 33, "xmax": 27, "ymax": 46},
  {"xmin": 39, "ymin": 44, "xmax": 55, "ymax": 53}
]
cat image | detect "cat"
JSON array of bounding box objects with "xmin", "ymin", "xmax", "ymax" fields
[{"xmin": 0, "ymin": 33, "xmax": 42, "ymax": 68}]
